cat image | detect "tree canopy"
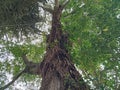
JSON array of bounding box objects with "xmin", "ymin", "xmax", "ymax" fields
[{"xmin": 0, "ymin": 0, "xmax": 120, "ymax": 90}]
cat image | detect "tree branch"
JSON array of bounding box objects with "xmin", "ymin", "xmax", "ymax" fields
[
  {"xmin": 22, "ymin": 54, "xmax": 30, "ymax": 65},
  {"xmin": 0, "ymin": 69, "xmax": 25, "ymax": 90},
  {"xmin": 24, "ymin": 63, "xmax": 41, "ymax": 75},
  {"xmin": 22, "ymin": 54, "xmax": 41, "ymax": 75},
  {"xmin": 55, "ymin": 0, "xmax": 59, "ymax": 8},
  {"xmin": 0, "ymin": 62, "xmax": 41, "ymax": 90},
  {"xmin": 0, "ymin": 54, "xmax": 42, "ymax": 90}
]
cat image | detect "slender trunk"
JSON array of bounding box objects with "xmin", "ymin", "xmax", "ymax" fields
[{"xmin": 40, "ymin": 5, "xmax": 89, "ymax": 90}]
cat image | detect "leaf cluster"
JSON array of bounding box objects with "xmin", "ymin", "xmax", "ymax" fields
[
  {"xmin": 0, "ymin": 0, "xmax": 47, "ymax": 37},
  {"xmin": 62, "ymin": 0, "xmax": 120, "ymax": 89}
]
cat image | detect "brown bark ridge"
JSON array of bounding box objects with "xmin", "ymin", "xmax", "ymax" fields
[{"xmin": 40, "ymin": 5, "xmax": 89, "ymax": 90}]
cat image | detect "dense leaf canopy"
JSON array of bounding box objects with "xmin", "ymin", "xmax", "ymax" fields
[
  {"xmin": 0, "ymin": 0, "xmax": 120, "ymax": 90},
  {"xmin": 62, "ymin": 0, "xmax": 120, "ymax": 89},
  {"xmin": 0, "ymin": 0, "xmax": 47, "ymax": 37}
]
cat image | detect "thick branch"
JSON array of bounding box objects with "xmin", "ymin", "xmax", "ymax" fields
[
  {"xmin": 24, "ymin": 62, "xmax": 41, "ymax": 75},
  {"xmin": 0, "ymin": 69, "xmax": 25, "ymax": 90},
  {"xmin": 22, "ymin": 54, "xmax": 41, "ymax": 75}
]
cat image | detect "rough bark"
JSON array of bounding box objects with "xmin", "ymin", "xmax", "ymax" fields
[{"xmin": 40, "ymin": 4, "xmax": 89, "ymax": 90}]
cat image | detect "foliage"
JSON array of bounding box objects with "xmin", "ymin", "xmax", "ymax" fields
[
  {"xmin": 0, "ymin": 0, "xmax": 47, "ymax": 38},
  {"xmin": 0, "ymin": 0, "xmax": 120, "ymax": 90},
  {"xmin": 62, "ymin": 0, "xmax": 120, "ymax": 89}
]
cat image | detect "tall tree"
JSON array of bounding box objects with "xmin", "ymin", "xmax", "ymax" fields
[
  {"xmin": 37, "ymin": 0, "xmax": 89, "ymax": 90},
  {"xmin": 0, "ymin": 0, "xmax": 89, "ymax": 90},
  {"xmin": 0, "ymin": 0, "xmax": 120, "ymax": 90}
]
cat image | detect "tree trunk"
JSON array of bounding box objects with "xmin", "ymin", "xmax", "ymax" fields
[{"xmin": 40, "ymin": 5, "xmax": 89, "ymax": 90}]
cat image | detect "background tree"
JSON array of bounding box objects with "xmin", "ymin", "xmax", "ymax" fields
[{"xmin": 0, "ymin": 0, "xmax": 120, "ymax": 90}]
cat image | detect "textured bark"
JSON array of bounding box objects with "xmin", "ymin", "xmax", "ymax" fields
[{"xmin": 40, "ymin": 4, "xmax": 89, "ymax": 90}]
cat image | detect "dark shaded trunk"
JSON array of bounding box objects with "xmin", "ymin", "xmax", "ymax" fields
[{"xmin": 40, "ymin": 5, "xmax": 89, "ymax": 90}]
